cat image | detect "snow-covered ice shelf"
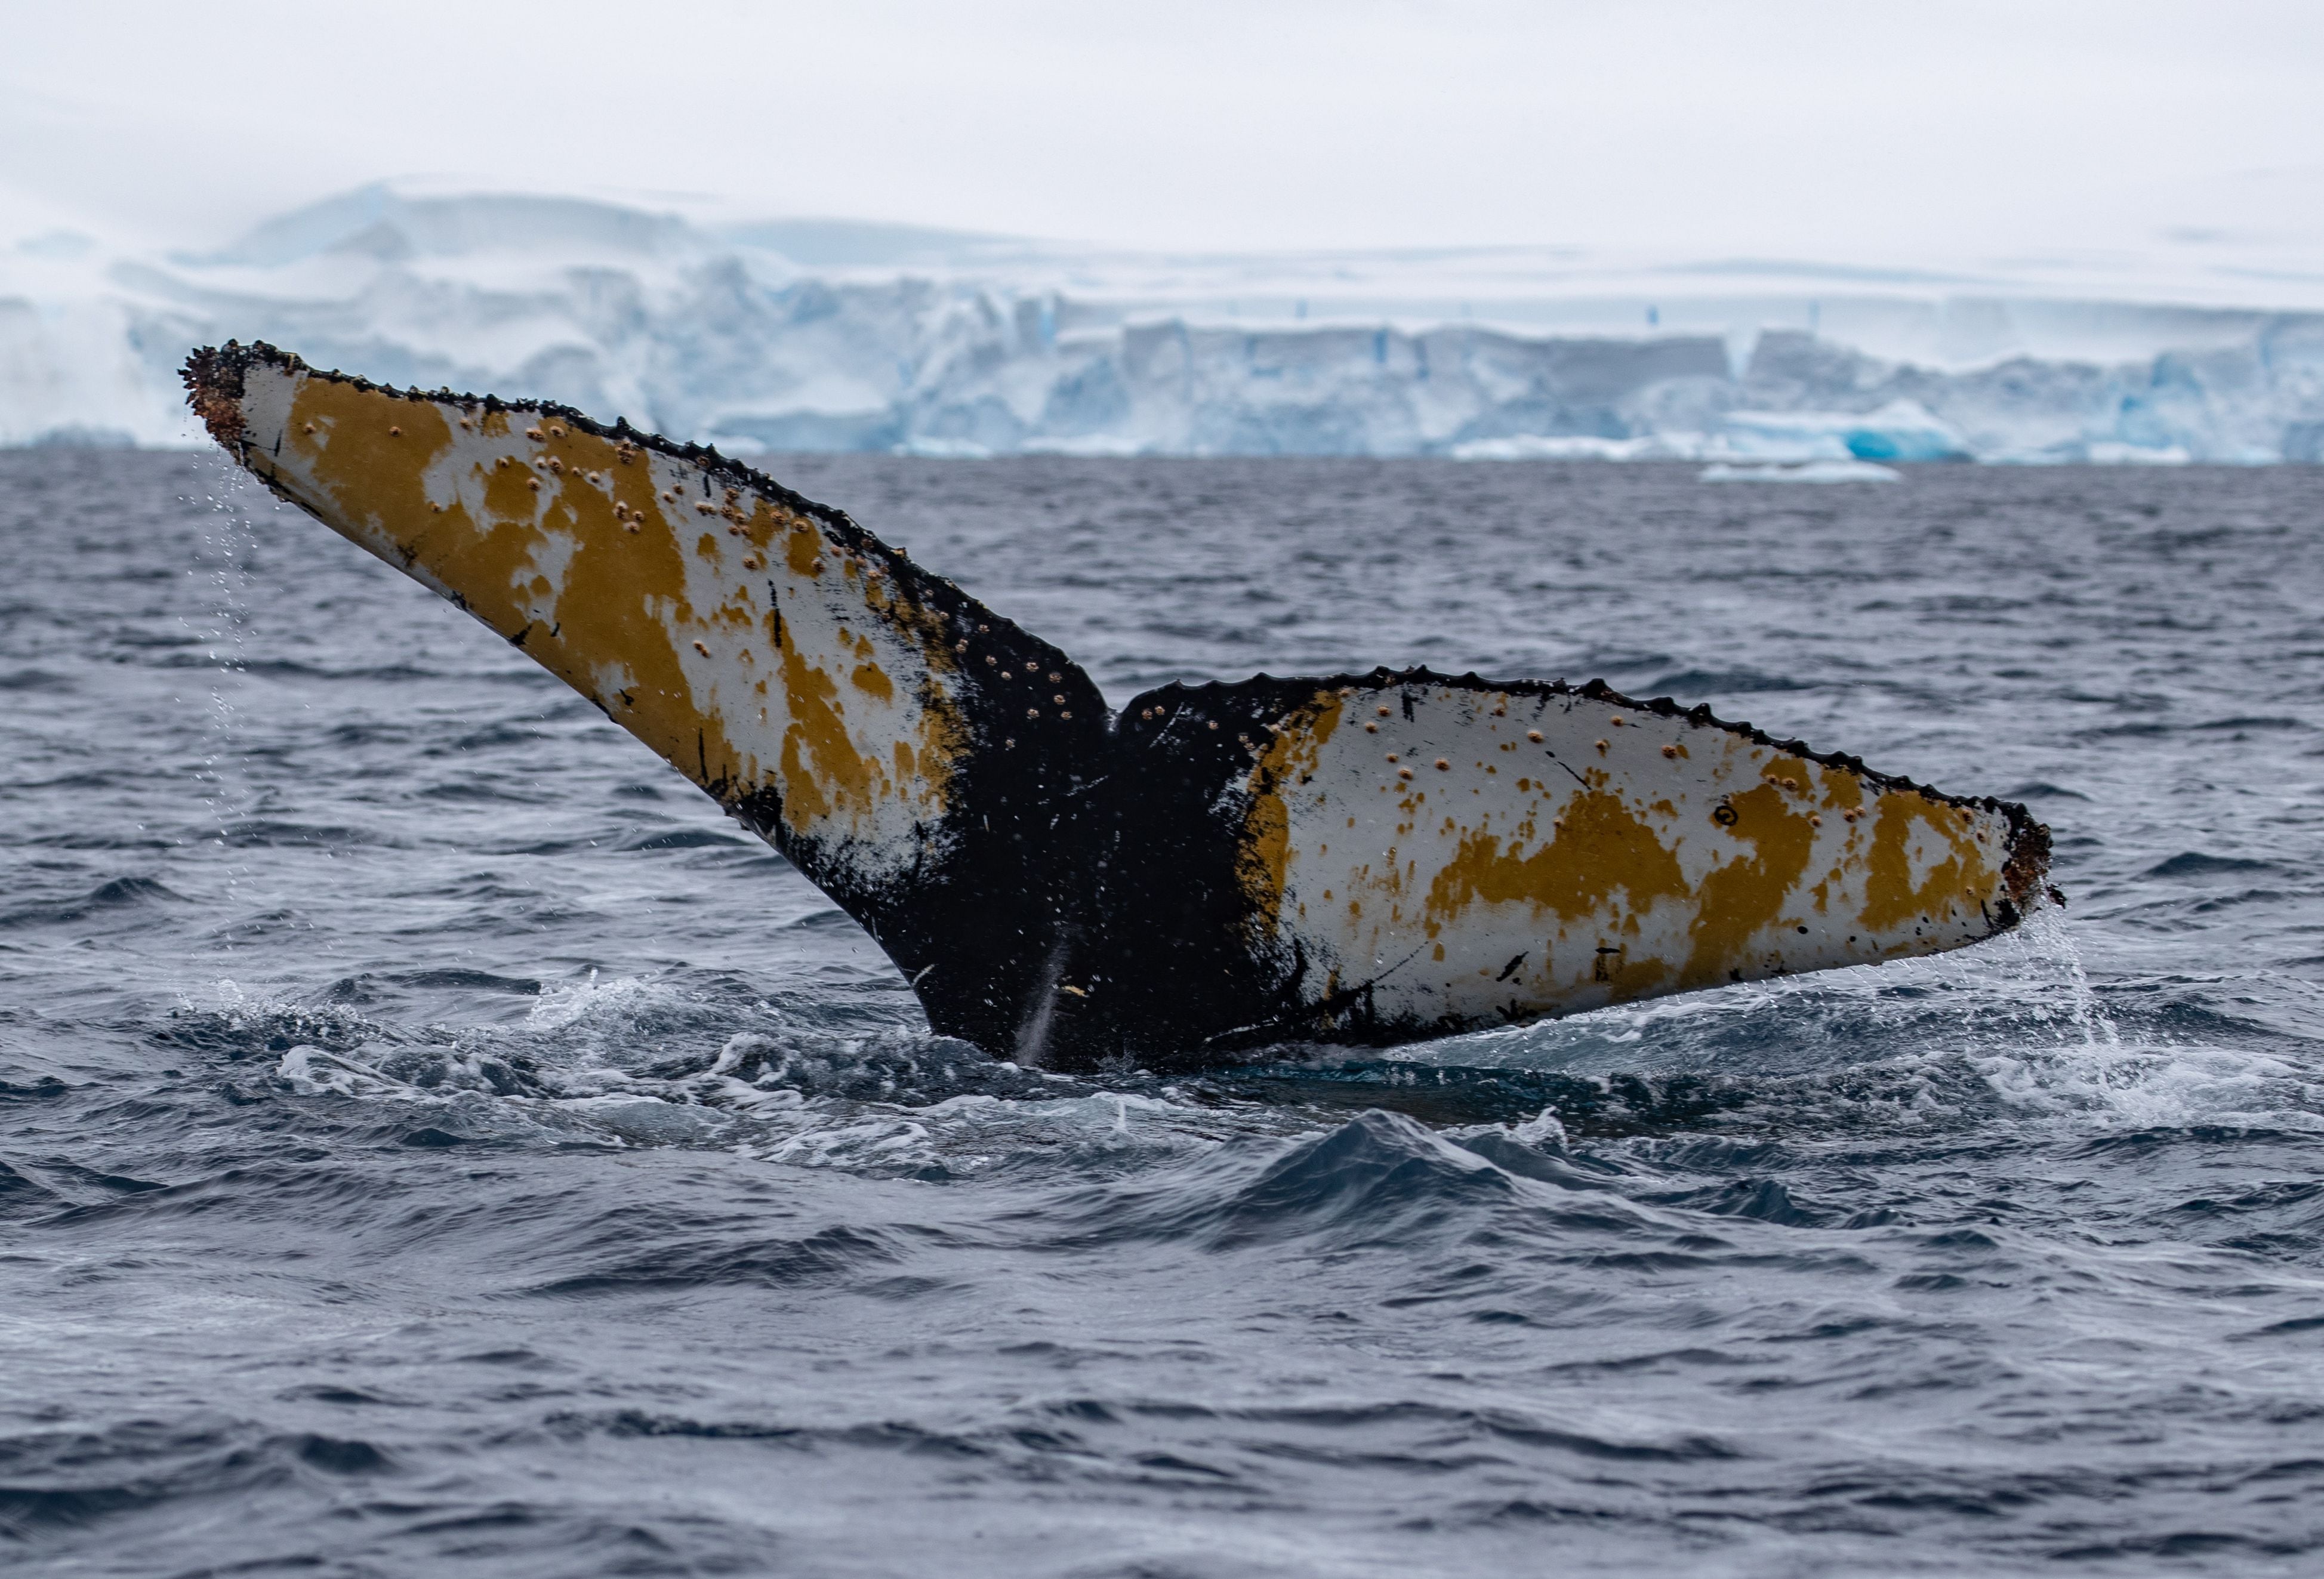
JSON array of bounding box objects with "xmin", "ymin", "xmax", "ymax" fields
[{"xmin": 6, "ymin": 183, "xmax": 2323, "ymax": 461}]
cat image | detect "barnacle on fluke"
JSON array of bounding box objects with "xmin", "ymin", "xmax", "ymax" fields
[{"xmin": 184, "ymin": 342, "xmax": 2055, "ymax": 1072}]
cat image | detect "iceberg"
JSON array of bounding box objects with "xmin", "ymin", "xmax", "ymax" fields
[
  {"xmin": 1700, "ymin": 460, "xmax": 1904, "ymax": 483},
  {"xmin": 6, "ymin": 181, "xmax": 2324, "ymax": 461},
  {"xmin": 1449, "ymin": 434, "xmax": 1667, "ymax": 461},
  {"xmin": 2083, "ymin": 441, "xmax": 2193, "ymax": 465},
  {"xmin": 1719, "ymin": 399, "xmax": 1965, "ymax": 462}
]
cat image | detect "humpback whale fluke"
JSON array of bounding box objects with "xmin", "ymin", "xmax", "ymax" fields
[{"xmin": 183, "ymin": 342, "xmax": 2053, "ymax": 1071}]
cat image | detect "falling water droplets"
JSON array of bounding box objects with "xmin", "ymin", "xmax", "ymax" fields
[{"xmin": 186, "ymin": 459, "xmax": 268, "ymax": 943}]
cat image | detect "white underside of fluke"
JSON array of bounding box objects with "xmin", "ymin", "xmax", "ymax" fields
[{"xmin": 1240, "ymin": 681, "xmax": 2021, "ymax": 1029}]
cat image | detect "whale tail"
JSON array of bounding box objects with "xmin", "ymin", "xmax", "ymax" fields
[{"xmin": 185, "ymin": 343, "xmax": 2053, "ymax": 1071}]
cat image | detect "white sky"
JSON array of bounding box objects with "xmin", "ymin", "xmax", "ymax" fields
[{"xmin": 4, "ymin": 0, "xmax": 2320, "ymax": 258}]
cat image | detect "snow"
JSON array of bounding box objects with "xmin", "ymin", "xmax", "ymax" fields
[{"xmin": 5, "ymin": 181, "xmax": 2324, "ymax": 461}]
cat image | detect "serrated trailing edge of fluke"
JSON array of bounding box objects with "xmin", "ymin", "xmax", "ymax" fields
[
  {"xmin": 183, "ymin": 341, "xmax": 2057, "ymax": 1071},
  {"xmin": 1161, "ymin": 664, "xmax": 2053, "ymax": 896},
  {"xmin": 184, "ymin": 339, "xmax": 886, "ymax": 565}
]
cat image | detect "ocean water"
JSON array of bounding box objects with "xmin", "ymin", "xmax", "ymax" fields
[{"xmin": 7, "ymin": 451, "xmax": 2324, "ymax": 1577}]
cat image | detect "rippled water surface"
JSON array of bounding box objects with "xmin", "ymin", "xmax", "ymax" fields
[{"xmin": 8, "ymin": 452, "xmax": 2324, "ymax": 1576}]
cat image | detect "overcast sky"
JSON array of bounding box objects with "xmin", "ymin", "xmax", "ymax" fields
[{"xmin": 4, "ymin": 0, "xmax": 2319, "ymax": 258}]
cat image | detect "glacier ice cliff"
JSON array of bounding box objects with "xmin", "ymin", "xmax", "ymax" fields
[{"xmin": 5, "ymin": 183, "xmax": 2323, "ymax": 462}]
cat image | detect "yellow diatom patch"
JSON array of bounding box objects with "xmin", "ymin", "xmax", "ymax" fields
[
  {"xmin": 1860, "ymin": 792, "xmax": 1997, "ymax": 933},
  {"xmin": 1240, "ymin": 689, "xmax": 1347, "ymax": 934},
  {"xmin": 1423, "ymin": 792, "xmax": 1688, "ymax": 929}
]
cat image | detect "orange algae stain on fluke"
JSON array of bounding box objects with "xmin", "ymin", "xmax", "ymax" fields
[
  {"xmin": 1239, "ymin": 687, "xmax": 1347, "ymax": 935},
  {"xmin": 1422, "ymin": 792, "xmax": 1689, "ymax": 930},
  {"xmin": 776, "ymin": 636, "xmax": 879, "ymax": 834},
  {"xmin": 1676, "ymin": 777, "xmax": 1821, "ymax": 989},
  {"xmin": 1859, "ymin": 795, "xmax": 1999, "ymax": 936}
]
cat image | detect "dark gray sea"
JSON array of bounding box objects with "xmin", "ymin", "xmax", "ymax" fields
[{"xmin": 7, "ymin": 451, "xmax": 2324, "ymax": 1577}]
